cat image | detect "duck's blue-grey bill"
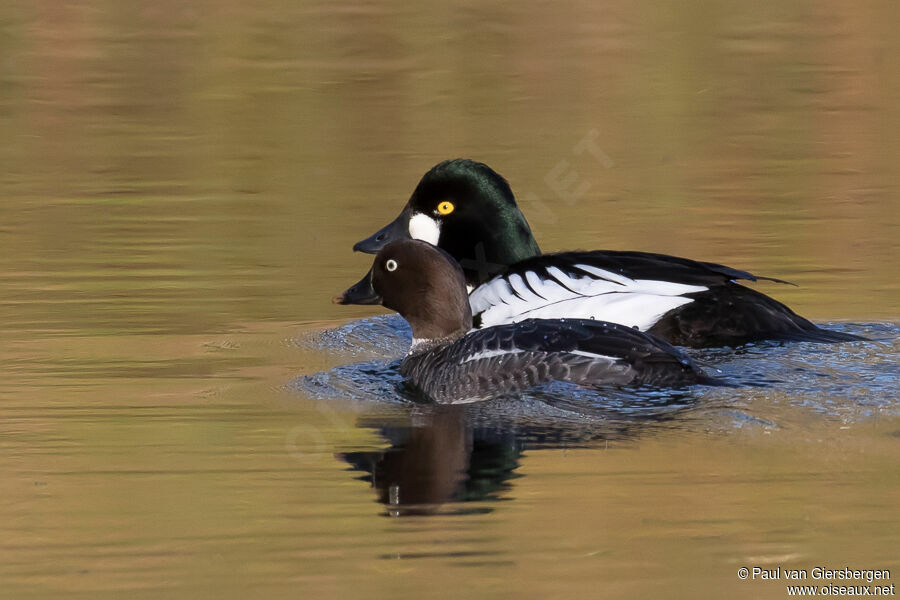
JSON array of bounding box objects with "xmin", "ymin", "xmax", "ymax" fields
[
  {"xmin": 333, "ymin": 268, "xmax": 382, "ymax": 305},
  {"xmin": 352, "ymin": 209, "xmax": 410, "ymax": 254}
]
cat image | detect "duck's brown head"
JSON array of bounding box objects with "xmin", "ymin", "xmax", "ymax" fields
[{"xmin": 335, "ymin": 240, "xmax": 472, "ymax": 342}]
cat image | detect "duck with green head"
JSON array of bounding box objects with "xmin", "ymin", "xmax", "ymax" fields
[
  {"xmin": 354, "ymin": 159, "xmax": 540, "ymax": 288},
  {"xmin": 343, "ymin": 159, "xmax": 865, "ymax": 348}
]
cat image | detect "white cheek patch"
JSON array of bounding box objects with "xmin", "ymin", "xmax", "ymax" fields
[{"xmin": 408, "ymin": 213, "xmax": 441, "ymax": 245}]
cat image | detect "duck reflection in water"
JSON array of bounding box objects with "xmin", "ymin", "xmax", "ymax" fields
[
  {"xmin": 337, "ymin": 389, "xmax": 698, "ymax": 517},
  {"xmin": 339, "ymin": 405, "xmax": 517, "ymax": 516}
]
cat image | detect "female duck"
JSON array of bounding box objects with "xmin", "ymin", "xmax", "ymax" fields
[
  {"xmin": 347, "ymin": 159, "xmax": 863, "ymax": 348},
  {"xmin": 335, "ymin": 240, "xmax": 714, "ymax": 403}
]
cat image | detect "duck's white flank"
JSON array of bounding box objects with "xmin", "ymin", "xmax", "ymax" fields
[
  {"xmin": 469, "ymin": 264, "xmax": 709, "ymax": 332},
  {"xmin": 408, "ymin": 213, "xmax": 441, "ymax": 245}
]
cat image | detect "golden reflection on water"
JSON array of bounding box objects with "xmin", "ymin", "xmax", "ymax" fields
[{"xmin": 0, "ymin": 1, "xmax": 898, "ymax": 598}]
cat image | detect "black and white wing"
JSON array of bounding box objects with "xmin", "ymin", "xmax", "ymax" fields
[{"xmin": 469, "ymin": 250, "xmax": 788, "ymax": 330}]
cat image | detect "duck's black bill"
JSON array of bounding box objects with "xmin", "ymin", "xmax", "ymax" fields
[
  {"xmin": 352, "ymin": 209, "xmax": 410, "ymax": 254},
  {"xmin": 333, "ymin": 269, "xmax": 382, "ymax": 305}
]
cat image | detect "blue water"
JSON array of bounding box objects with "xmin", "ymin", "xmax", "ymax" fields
[{"xmin": 294, "ymin": 316, "xmax": 897, "ymax": 424}]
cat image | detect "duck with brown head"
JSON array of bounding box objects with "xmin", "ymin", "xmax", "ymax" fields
[
  {"xmin": 336, "ymin": 240, "xmax": 716, "ymax": 404},
  {"xmin": 340, "ymin": 240, "xmax": 473, "ymax": 350}
]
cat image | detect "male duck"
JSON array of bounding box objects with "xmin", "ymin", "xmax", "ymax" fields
[
  {"xmin": 335, "ymin": 240, "xmax": 714, "ymax": 403},
  {"xmin": 347, "ymin": 159, "xmax": 863, "ymax": 348}
]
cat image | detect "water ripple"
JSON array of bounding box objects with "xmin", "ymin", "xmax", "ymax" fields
[{"xmin": 294, "ymin": 319, "xmax": 899, "ymax": 431}]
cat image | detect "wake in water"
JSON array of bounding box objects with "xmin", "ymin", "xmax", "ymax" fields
[{"xmin": 290, "ymin": 317, "xmax": 897, "ymax": 430}]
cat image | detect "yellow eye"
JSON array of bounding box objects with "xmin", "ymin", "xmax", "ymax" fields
[{"xmin": 437, "ymin": 201, "xmax": 455, "ymax": 215}]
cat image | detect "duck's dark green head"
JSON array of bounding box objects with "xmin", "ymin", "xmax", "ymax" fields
[{"xmin": 353, "ymin": 159, "xmax": 541, "ymax": 286}]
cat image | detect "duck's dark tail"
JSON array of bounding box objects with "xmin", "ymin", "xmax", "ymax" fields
[{"xmin": 648, "ymin": 284, "xmax": 868, "ymax": 348}]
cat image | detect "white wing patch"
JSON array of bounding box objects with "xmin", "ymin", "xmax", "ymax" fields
[
  {"xmin": 469, "ymin": 263, "xmax": 708, "ymax": 331},
  {"xmin": 460, "ymin": 347, "xmax": 522, "ymax": 364},
  {"xmin": 460, "ymin": 347, "xmax": 619, "ymax": 364},
  {"xmin": 568, "ymin": 350, "xmax": 619, "ymax": 362}
]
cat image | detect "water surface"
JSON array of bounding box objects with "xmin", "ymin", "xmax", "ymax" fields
[{"xmin": 1, "ymin": 1, "xmax": 898, "ymax": 598}]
